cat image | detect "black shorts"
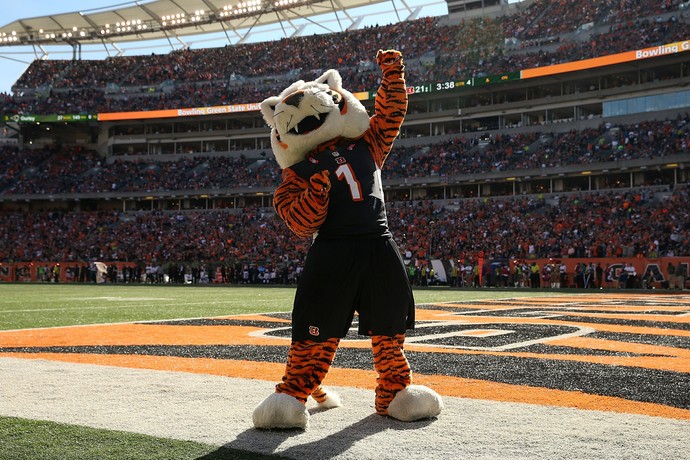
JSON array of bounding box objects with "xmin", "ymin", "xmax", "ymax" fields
[{"xmin": 291, "ymin": 236, "xmax": 415, "ymax": 341}]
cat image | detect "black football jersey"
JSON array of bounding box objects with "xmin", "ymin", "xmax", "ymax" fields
[{"xmin": 289, "ymin": 138, "xmax": 390, "ymax": 239}]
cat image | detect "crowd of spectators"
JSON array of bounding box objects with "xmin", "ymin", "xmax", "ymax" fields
[
  {"xmin": 388, "ymin": 186, "xmax": 690, "ymax": 263},
  {"xmin": 1, "ymin": 187, "xmax": 688, "ymax": 270},
  {"xmin": 499, "ymin": 0, "xmax": 676, "ymax": 42},
  {"xmin": 0, "ymin": 148, "xmax": 280, "ymax": 195},
  {"xmin": 388, "ymin": 116, "xmax": 690, "ymax": 179},
  {"xmin": 1, "ymin": 1, "xmax": 689, "ymax": 284},
  {"xmin": 0, "ymin": 206, "xmax": 309, "ymax": 280},
  {"xmin": 2, "ymin": 1, "xmax": 689, "ymax": 115},
  {"xmin": 1, "ymin": 117, "xmax": 687, "ymax": 195}
]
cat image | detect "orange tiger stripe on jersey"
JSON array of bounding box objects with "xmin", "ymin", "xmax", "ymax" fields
[
  {"xmin": 273, "ymin": 171, "xmax": 330, "ymax": 238},
  {"xmin": 273, "ymin": 50, "xmax": 407, "ymax": 238}
]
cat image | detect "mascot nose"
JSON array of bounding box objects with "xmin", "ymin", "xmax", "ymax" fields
[{"xmin": 283, "ymin": 91, "xmax": 305, "ymax": 108}]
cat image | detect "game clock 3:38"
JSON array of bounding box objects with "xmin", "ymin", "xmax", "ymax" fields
[
  {"xmin": 435, "ymin": 81, "xmax": 456, "ymax": 91},
  {"xmin": 407, "ymin": 80, "xmax": 464, "ymax": 95}
]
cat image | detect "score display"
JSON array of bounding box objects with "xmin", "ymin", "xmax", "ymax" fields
[
  {"xmin": 406, "ymin": 71, "xmax": 520, "ymax": 95},
  {"xmin": 407, "ymin": 80, "xmax": 468, "ymax": 95}
]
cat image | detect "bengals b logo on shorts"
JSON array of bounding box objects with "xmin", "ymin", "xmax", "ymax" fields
[{"xmin": 309, "ymin": 326, "xmax": 320, "ymax": 337}]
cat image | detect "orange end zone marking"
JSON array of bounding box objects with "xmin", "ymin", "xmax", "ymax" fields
[
  {"xmin": 0, "ymin": 323, "xmax": 287, "ymax": 348},
  {"xmin": 418, "ymin": 308, "xmax": 690, "ymax": 339},
  {"xmin": 4, "ymin": 352, "xmax": 690, "ymax": 421},
  {"xmin": 548, "ymin": 336, "xmax": 690, "ymax": 361},
  {"xmin": 2, "ymin": 293, "xmax": 689, "ymax": 421},
  {"xmin": 401, "ymin": 343, "xmax": 687, "ymax": 374}
]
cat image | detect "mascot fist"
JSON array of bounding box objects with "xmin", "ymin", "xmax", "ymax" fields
[
  {"xmin": 309, "ymin": 170, "xmax": 331, "ymax": 195},
  {"xmin": 376, "ymin": 49, "xmax": 404, "ymax": 71}
]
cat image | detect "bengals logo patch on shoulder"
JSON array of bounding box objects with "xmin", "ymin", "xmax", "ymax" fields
[{"xmin": 308, "ymin": 326, "xmax": 320, "ymax": 336}]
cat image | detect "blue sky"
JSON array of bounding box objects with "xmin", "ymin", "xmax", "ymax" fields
[
  {"xmin": 0, "ymin": 1, "xmax": 123, "ymax": 93},
  {"xmin": 0, "ymin": 0, "xmax": 454, "ymax": 94}
]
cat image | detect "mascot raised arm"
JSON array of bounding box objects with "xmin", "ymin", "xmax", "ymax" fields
[{"xmin": 253, "ymin": 50, "xmax": 443, "ymax": 429}]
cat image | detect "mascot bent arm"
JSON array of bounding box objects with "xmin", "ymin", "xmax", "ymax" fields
[{"xmin": 253, "ymin": 50, "xmax": 443, "ymax": 429}]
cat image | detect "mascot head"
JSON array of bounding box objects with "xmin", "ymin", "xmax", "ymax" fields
[{"xmin": 260, "ymin": 69, "xmax": 370, "ymax": 169}]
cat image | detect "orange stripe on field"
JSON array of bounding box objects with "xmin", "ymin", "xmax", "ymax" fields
[
  {"xmin": 402, "ymin": 343, "xmax": 689, "ymax": 374},
  {"xmin": 0, "ymin": 324, "xmax": 288, "ymax": 348},
  {"xmin": 549, "ymin": 336, "xmax": 690, "ymax": 360},
  {"xmin": 561, "ymin": 306, "xmax": 690, "ymax": 313},
  {"xmin": 558, "ymin": 311, "xmax": 690, "ymax": 324},
  {"xmin": 416, "ymin": 310, "xmax": 690, "ymax": 339},
  {"xmin": 2, "ymin": 314, "xmax": 688, "ymax": 373},
  {"xmin": 4, "ymin": 352, "xmax": 690, "ymax": 421}
]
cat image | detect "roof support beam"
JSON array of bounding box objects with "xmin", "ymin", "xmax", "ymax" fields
[
  {"xmin": 0, "ymin": 0, "xmax": 418, "ymax": 48},
  {"xmin": 290, "ymin": 24, "xmax": 308, "ymax": 37},
  {"xmin": 346, "ymin": 16, "xmax": 364, "ymax": 31},
  {"xmin": 276, "ymin": 8, "xmax": 335, "ymax": 35},
  {"xmin": 405, "ymin": 6, "xmax": 423, "ymax": 20},
  {"xmin": 330, "ymin": 0, "xmax": 356, "ymax": 27},
  {"xmin": 389, "ymin": 0, "xmax": 402, "ymax": 23},
  {"xmin": 32, "ymin": 44, "xmax": 48, "ymax": 60},
  {"xmin": 101, "ymin": 38, "xmax": 112, "ymax": 57},
  {"xmin": 135, "ymin": 3, "xmax": 161, "ymax": 22},
  {"xmin": 236, "ymin": 13, "xmax": 264, "ymax": 44}
]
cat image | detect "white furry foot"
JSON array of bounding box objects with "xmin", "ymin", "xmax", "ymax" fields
[
  {"xmin": 252, "ymin": 393, "xmax": 309, "ymax": 429},
  {"xmin": 312, "ymin": 388, "xmax": 342, "ymax": 409},
  {"xmin": 387, "ymin": 385, "xmax": 444, "ymax": 422}
]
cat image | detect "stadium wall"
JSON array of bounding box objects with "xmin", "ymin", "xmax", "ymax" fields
[{"xmin": 1, "ymin": 257, "xmax": 687, "ymax": 289}]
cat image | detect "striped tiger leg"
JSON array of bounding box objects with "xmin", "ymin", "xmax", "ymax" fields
[
  {"xmin": 372, "ymin": 334, "xmax": 411, "ymax": 415},
  {"xmin": 276, "ymin": 338, "xmax": 340, "ymax": 404},
  {"xmin": 310, "ymin": 385, "xmax": 331, "ymax": 404}
]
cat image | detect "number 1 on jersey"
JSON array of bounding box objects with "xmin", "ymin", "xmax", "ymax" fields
[{"xmin": 335, "ymin": 164, "xmax": 363, "ymax": 202}]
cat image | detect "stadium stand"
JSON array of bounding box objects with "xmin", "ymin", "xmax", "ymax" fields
[{"xmin": 0, "ymin": 0, "xmax": 688, "ymax": 288}]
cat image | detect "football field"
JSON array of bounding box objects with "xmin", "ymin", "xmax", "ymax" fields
[{"xmin": 1, "ymin": 284, "xmax": 689, "ymax": 459}]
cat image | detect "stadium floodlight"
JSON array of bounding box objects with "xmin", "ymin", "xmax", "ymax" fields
[
  {"xmin": 219, "ymin": 1, "xmax": 264, "ymax": 17},
  {"xmin": 7, "ymin": 30, "xmax": 20, "ymax": 42},
  {"xmin": 0, "ymin": 0, "xmax": 330, "ymax": 46}
]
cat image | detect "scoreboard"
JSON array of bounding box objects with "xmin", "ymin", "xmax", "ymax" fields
[
  {"xmin": 3, "ymin": 113, "xmax": 96, "ymax": 123},
  {"xmin": 406, "ymin": 71, "xmax": 521, "ymax": 95},
  {"xmin": 4, "ymin": 40, "xmax": 688, "ymax": 123}
]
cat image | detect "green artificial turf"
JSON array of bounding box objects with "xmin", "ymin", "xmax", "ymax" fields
[
  {"xmin": 0, "ymin": 416, "xmax": 290, "ymax": 460},
  {"xmin": 0, "ymin": 283, "xmax": 566, "ymax": 331},
  {"xmin": 0, "ymin": 283, "xmax": 568, "ymax": 459}
]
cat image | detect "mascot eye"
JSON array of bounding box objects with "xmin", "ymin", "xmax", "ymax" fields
[
  {"xmin": 330, "ymin": 91, "xmax": 342, "ymax": 104},
  {"xmin": 327, "ymin": 90, "xmax": 346, "ymax": 113}
]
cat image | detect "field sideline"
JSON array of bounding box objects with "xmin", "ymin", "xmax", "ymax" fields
[
  {"xmin": 1, "ymin": 284, "xmax": 688, "ymax": 459},
  {"xmin": 0, "ymin": 283, "xmax": 567, "ymax": 331}
]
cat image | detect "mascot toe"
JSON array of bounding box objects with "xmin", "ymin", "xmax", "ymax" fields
[
  {"xmin": 252, "ymin": 385, "xmax": 341, "ymax": 430},
  {"xmin": 387, "ymin": 385, "xmax": 444, "ymax": 422},
  {"xmin": 311, "ymin": 386, "xmax": 343, "ymax": 409},
  {"xmin": 252, "ymin": 393, "xmax": 310, "ymax": 430}
]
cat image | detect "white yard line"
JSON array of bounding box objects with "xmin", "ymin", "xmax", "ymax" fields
[{"xmin": 0, "ymin": 299, "xmax": 282, "ymax": 314}]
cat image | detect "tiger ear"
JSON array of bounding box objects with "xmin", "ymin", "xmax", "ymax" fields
[
  {"xmin": 315, "ymin": 69, "xmax": 342, "ymax": 90},
  {"xmin": 260, "ymin": 96, "xmax": 281, "ymax": 128}
]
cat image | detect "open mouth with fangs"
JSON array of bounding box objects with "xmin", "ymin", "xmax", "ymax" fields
[
  {"xmin": 287, "ymin": 97, "xmax": 345, "ymax": 135},
  {"xmin": 288, "ymin": 111, "xmax": 329, "ymax": 135}
]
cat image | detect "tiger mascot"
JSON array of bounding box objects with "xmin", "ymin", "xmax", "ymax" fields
[{"xmin": 253, "ymin": 49, "xmax": 444, "ymax": 429}]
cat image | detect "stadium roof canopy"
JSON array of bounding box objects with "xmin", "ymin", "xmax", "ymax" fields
[{"xmin": 0, "ymin": 0, "xmax": 430, "ymax": 50}]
